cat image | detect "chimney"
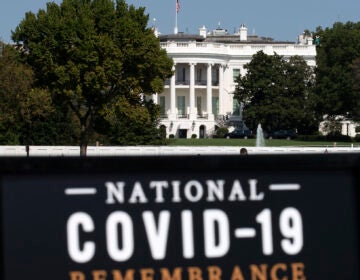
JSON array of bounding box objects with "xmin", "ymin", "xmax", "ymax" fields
[
  {"xmin": 240, "ymin": 24, "xmax": 247, "ymax": 41},
  {"xmin": 199, "ymin": 25, "xmax": 207, "ymax": 38},
  {"xmin": 307, "ymin": 37, "xmax": 313, "ymax": 45}
]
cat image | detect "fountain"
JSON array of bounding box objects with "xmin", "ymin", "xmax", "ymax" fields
[{"xmin": 256, "ymin": 124, "xmax": 265, "ymax": 147}]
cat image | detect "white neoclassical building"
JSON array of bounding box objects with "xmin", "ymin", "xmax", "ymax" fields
[{"xmin": 153, "ymin": 25, "xmax": 316, "ymax": 138}]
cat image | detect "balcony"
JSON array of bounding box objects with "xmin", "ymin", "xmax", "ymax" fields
[
  {"xmin": 176, "ymin": 80, "xmax": 190, "ymax": 85},
  {"xmin": 197, "ymin": 114, "xmax": 208, "ymax": 119},
  {"xmin": 163, "ymin": 79, "xmax": 219, "ymax": 87}
]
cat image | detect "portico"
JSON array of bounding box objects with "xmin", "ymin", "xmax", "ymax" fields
[
  {"xmin": 156, "ymin": 61, "xmax": 226, "ymax": 138},
  {"xmin": 165, "ymin": 62, "xmax": 224, "ymax": 120}
]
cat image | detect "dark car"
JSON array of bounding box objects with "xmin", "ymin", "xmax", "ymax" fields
[
  {"xmin": 224, "ymin": 129, "xmax": 253, "ymax": 139},
  {"xmin": 268, "ymin": 129, "xmax": 297, "ymax": 139}
]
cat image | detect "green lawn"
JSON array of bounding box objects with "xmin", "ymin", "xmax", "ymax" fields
[{"xmin": 168, "ymin": 138, "xmax": 359, "ymax": 147}]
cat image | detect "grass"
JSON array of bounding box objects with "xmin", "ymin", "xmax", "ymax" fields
[{"xmin": 167, "ymin": 138, "xmax": 359, "ymax": 147}]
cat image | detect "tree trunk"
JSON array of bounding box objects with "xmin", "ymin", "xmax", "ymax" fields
[
  {"xmin": 80, "ymin": 121, "xmax": 88, "ymax": 157},
  {"xmin": 80, "ymin": 144, "xmax": 87, "ymax": 157}
]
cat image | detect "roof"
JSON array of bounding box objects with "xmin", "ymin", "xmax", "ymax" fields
[
  {"xmin": 159, "ymin": 33, "xmax": 205, "ymax": 42},
  {"xmin": 159, "ymin": 32, "xmax": 295, "ymax": 45}
]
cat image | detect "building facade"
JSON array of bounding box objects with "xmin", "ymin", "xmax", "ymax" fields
[{"xmin": 154, "ymin": 25, "xmax": 316, "ymax": 138}]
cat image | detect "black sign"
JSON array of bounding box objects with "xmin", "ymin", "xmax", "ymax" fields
[{"xmin": 1, "ymin": 155, "xmax": 359, "ymax": 280}]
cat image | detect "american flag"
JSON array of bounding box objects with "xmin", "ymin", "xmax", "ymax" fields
[{"xmin": 176, "ymin": 0, "xmax": 180, "ymax": 13}]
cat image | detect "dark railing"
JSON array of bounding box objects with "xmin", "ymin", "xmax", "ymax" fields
[
  {"xmin": 215, "ymin": 115, "xmax": 227, "ymax": 127},
  {"xmin": 195, "ymin": 80, "xmax": 207, "ymax": 86},
  {"xmin": 197, "ymin": 114, "xmax": 208, "ymax": 119},
  {"xmin": 177, "ymin": 114, "xmax": 189, "ymax": 119},
  {"xmin": 176, "ymin": 80, "xmax": 190, "ymax": 85},
  {"xmin": 164, "ymin": 79, "xmax": 219, "ymax": 86}
]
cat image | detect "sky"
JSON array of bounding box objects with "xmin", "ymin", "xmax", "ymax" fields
[{"xmin": 1, "ymin": 0, "xmax": 360, "ymax": 43}]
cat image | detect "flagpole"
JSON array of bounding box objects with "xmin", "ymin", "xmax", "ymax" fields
[{"xmin": 174, "ymin": 0, "xmax": 178, "ymax": 34}]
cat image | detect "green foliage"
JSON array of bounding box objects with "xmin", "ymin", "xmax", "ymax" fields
[
  {"xmin": 320, "ymin": 115, "xmax": 342, "ymax": 136},
  {"xmin": 314, "ymin": 21, "xmax": 360, "ymax": 120},
  {"xmin": 0, "ymin": 45, "xmax": 59, "ymax": 145},
  {"xmin": 97, "ymin": 97, "xmax": 167, "ymax": 145},
  {"xmin": 296, "ymin": 134, "xmax": 352, "ymax": 142},
  {"xmin": 234, "ymin": 51, "xmax": 317, "ymax": 134},
  {"xmin": 215, "ymin": 127, "xmax": 228, "ymax": 138},
  {"xmin": 12, "ymin": 0, "xmax": 173, "ymax": 152}
]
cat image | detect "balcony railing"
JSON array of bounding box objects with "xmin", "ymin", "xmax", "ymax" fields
[
  {"xmin": 164, "ymin": 80, "xmax": 219, "ymax": 86},
  {"xmin": 195, "ymin": 80, "xmax": 207, "ymax": 86},
  {"xmin": 177, "ymin": 114, "xmax": 189, "ymax": 119},
  {"xmin": 197, "ymin": 114, "xmax": 208, "ymax": 119},
  {"xmin": 176, "ymin": 80, "xmax": 190, "ymax": 85}
]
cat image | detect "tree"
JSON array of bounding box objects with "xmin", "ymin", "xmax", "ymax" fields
[
  {"xmin": 95, "ymin": 96, "xmax": 167, "ymax": 145},
  {"xmin": 234, "ymin": 51, "xmax": 317, "ymax": 134},
  {"xmin": 350, "ymin": 57, "xmax": 360, "ymax": 120},
  {"xmin": 314, "ymin": 21, "xmax": 360, "ymax": 121},
  {"xmin": 0, "ymin": 45, "xmax": 55, "ymax": 144},
  {"xmin": 12, "ymin": 0, "xmax": 173, "ymax": 155}
]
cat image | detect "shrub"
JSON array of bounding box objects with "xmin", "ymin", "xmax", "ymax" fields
[
  {"xmin": 326, "ymin": 132, "xmax": 352, "ymax": 142},
  {"xmin": 297, "ymin": 133, "xmax": 353, "ymax": 142},
  {"xmin": 169, "ymin": 134, "xmax": 175, "ymax": 139},
  {"xmin": 214, "ymin": 127, "xmax": 229, "ymax": 138},
  {"xmin": 191, "ymin": 134, "xmax": 197, "ymax": 139}
]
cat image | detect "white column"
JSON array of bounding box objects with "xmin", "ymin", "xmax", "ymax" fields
[
  {"xmin": 170, "ymin": 64, "xmax": 176, "ymax": 118},
  {"xmin": 152, "ymin": 93, "xmax": 158, "ymax": 105},
  {"xmin": 207, "ymin": 63, "xmax": 214, "ymax": 120},
  {"xmin": 189, "ymin": 63, "xmax": 196, "ymax": 119},
  {"xmin": 218, "ymin": 64, "xmax": 224, "ymax": 116}
]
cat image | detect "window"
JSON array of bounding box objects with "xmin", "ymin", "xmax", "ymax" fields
[
  {"xmin": 212, "ymin": 68, "xmax": 219, "ymax": 85},
  {"xmin": 177, "ymin": 96, "xmax": 186, "ymax": 116},
  {"xmin": 212, "ymin": 97, "xmax": 219, "ymax": 115},
  {"xmin": 233, "ymin": 97, "xmax": 240, "ymax": 116},
  {"xmin": 196, "ymin": 68, "xmax": 202, "ymax": 83},
  {"xmin": 177, "ymin": 67, "xmax": 186, "ymax": 83},
  {"xmin": 197, "ymin": 96, "xmax": 202, "ymax": 115},
  {"xmin": 159, "ymin": 96, "xmax": 166, "ymax": 116},
  {"xmin": 233, "ymin": 68, "xmax": 241, "ymax": 82}
]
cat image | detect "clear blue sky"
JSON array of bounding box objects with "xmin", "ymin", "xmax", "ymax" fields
[{"xmin": 1, "ymin": 0, "xmax": 360, "ymax": 43}]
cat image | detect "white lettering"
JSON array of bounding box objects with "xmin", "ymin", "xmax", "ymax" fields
[
  {"xmin": 206, "ymin": 180, "xmax": 225, "ymax": 201},
  {"xmin": 106, "ymin": 211, "xmax": 134, "ymax": 261},
  {"xmin": 184, "ymin": 180, "xmax": 204, "ymax": 202},
  {"xmin": 249, "ymin": 179, "xmax": 264, "ymax": 200},
  {"xmin": 171, "ymin": 180, "xmax": 182, "ymax": 202},
  {"xmin": 67, "ymin": 212, "xmax": 95, "ymax": 263},
  {"xmin": 181, "ymin": 210, "xmax": 194, "ymax": 258},
  {"xmin": 149, "ymin": 181, "xmax": 168, "ymax": 203},
  {"xmin": 204, "ymin": 209, "xmax": 230, "ymax": 258},
  {"xmin": 228, "ymin": 180, "xmax": 246, "ymax": 201},
  {"xmin": 142, "ymin": 211, "xmax": 171, "ymax": 260},
  {"xmin": 129, "ymin": 182, "xmax": 148, "ymax": 203},
  {"xmin": 105, "ymin": 181, "xmax": 125, "ymax": 204}
]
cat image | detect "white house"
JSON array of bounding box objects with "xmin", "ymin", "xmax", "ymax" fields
[{"xmin": 153, "ymin": 25, "xmax": 317, "ymax": 138}]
